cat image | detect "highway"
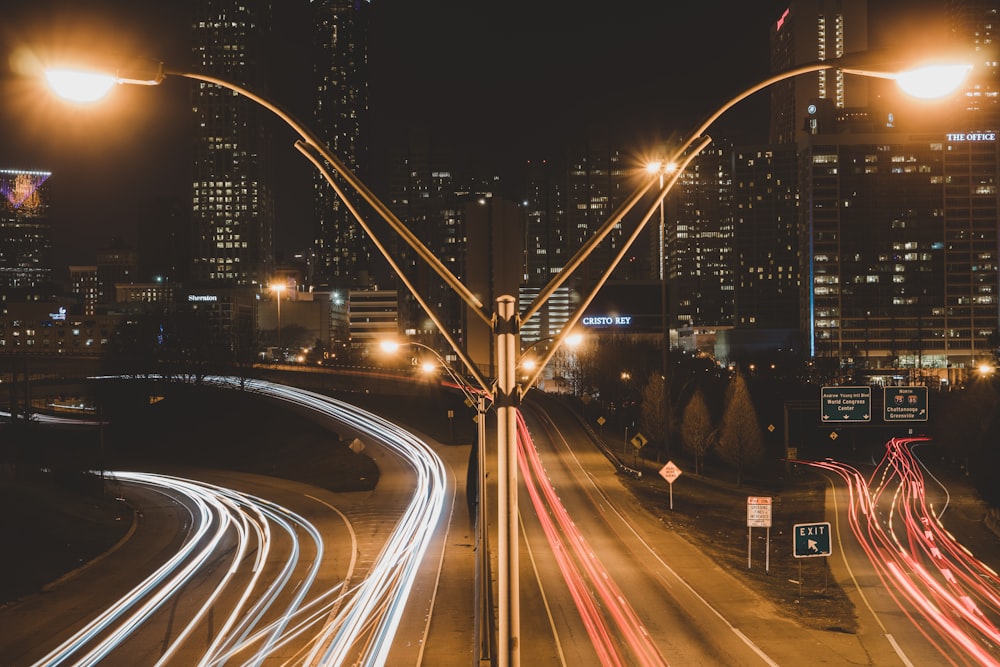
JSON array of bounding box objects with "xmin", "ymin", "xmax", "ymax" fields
[
  {"xmin": 6, "ymin": 371, "xmax": 1000, "ymax": 665},
  {"xmin": 0, "ymin": 376, "xmax": 456, "ymax": 667},
  {"xmin": 513, "ymin": 393, "xmax": 870, "ymax": 666},
  {"xmin": 802, "ymin": 438, "xmax": 1000, "ymax": 666}
]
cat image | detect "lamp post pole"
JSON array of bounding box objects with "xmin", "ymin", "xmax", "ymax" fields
[{"xmin": 494, "ymin": 295, "xmax": 519, "ymax": 665}]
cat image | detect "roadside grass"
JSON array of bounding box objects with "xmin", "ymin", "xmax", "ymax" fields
[
  {"xmin": 621, "ymin": 457, "xmax": 858, "ymax": 634},
  {"xmin": 0, "ymin": 475, "xmax": 132, "ymax": 604}
]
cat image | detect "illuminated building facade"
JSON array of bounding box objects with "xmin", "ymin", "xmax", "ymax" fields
[
  {"xmin": 0, "ymin": 301, "xmax": 121, "ymax": 356},
  {"xmin": 311, "ymin": 0, "xmax": 373, "ymax": 289},
  {"xmin": 190, "ymin": 0, "xmax": 274, "ymax": 286},
  {"xmin": 769, "ymin": 0, "xmax": 869, "ymax": 146},
  {"xmin": 801, "ymin": 129, "xmax": 1000, "ymax": 381},
  {"xmin": 347, "ymin": 289, "xmax": 398, "ymax": 349},
  {"xmin": 0, "ymin": 169, "xmax": 52, "ymax": 290},
  {"xmin": 665, "ymin": 145, "xmax": 735, "ymax": 328},
  {"xmin": 69, "ymin": 266, "xmax": 99, "ymax": 316},
  {"xmin": 565, "ymin": 131, "xmax": 638, "ymax": 286},
  {"xmin": 948, "ymin": 0, "xmax": 1000, "ymax": 126},
  {"xmin": 732, "ymin": 144, "xmax": 800, "ymax": 330},
  {"xmin": 522, "ymin": 159, "xmax": 569, "ymax": 345}
]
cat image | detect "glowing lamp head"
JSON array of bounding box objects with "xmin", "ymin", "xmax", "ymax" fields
[
  {"xmin": 45, "ymin": 69, "xmax": 116, "ymax": 103},
  {"xmin": 379, "ymin": 340, "xmax": 401, "ymax": 354},
  {"xmin": 420, "ymin": 361, "xmax": 437, "ymax": 374},
  {"xmin": 895, "ymin": 64, "xmax": 971, "ymax": 99}
]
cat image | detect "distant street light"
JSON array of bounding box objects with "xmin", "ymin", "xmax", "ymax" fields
[
  {"xmin": 270, "ymin": 282, "xmax": 285, "ymax": 350},
  {"xmin": 40, "ymin": 48, "xmax": 971, "ymax": 667}
]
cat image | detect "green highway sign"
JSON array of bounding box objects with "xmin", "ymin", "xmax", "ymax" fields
[
  {"xmin": 884, "ymin": 386, "xmax": 929, "ymax": 422},
  {"xmin": 793, "ymin": 522, "xmax": 832, "ymax": 558},
  {"xmin": 821, "ymin": 386, "xmax": 871, "ymax": 422}
]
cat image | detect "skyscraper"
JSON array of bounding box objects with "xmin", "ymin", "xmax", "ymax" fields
[
  {"xmin": 769, "ymin": 0, "xmax": 869, "ymax": 146},
  {"xmin": 311, "ymin": 0, "xmax": 372, "ymax": 289},
  {"xmin": 948, "ymin": 0, "xmax": 999, "ymax": 126},
  {"xmin": 665, "ymin": 146, "xmax": 734, "ymax": 328},
  {"xmin": 190, "ymin": 0, "xmax": 274, "ymax": 287},
  {"xmin": 0, "ymin": 169, "xmax": 52, "ymax": 290},
  {"xmin": 801, "ymin": 127, "xmax": 999, "ymax": 381},
  {"xmin": 732, "ymin": 144, "xmax": 799, "ymax": 330}
]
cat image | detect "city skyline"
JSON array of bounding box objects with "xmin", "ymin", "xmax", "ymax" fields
[{"xmin": 0, "ymin": 0, "xmax": 837, "ymax": 275}]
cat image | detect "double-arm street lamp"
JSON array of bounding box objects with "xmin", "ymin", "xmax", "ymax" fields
[{"xmin": 41, "ymin": 47, "xmax": 970, "ymax": 667}]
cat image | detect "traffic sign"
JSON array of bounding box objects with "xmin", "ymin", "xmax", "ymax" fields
[
  {"xmin": 630, "ymin": 432, "xmax": 648, "ymax": 450},
  {"xmin": 747, "ymin": 496, "xmax": 772, "ymax": 528},
  {"xmin": 659, "ymin": 460, "xmax": 682, "ymax": 510},
  {"xmin": 793, "ymin": 522, "xmax": 832, "ymax": 558},
  {"xmin": 659, "ymin": 461, "xmax": 682, "ymax": 484},
  {"xmin": 821, "ymin": 386, "xmax": 871, "ymax": 422},
  {"xmin": 884, "ymin": 386, "xmax": 928, "ymax": 422}
]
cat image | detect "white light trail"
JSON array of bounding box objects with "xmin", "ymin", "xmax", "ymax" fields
[{"xmin": 31, "ymin": 375, "xmax": 447, "ymax": 667}]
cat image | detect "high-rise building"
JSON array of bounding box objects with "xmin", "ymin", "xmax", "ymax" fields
[
  {"xmin": 311, "ymin": 0, "xmax": 373, "ymax": 289},
  {"xmin": 800, "ymin": 128, "xmax": 999, "ymax": 381},
  {"xmin": 522, "ymin": 159, "xmax": 569, "ymax": 345},
  {"xmin": 0, "ymin": 169, "xmax": 52, "ymax": 291},
  {"xmin": 732, "ymin": 144, "xmax": 800, "ymax": 330},
  {"xmin": 665, "ymin": 145, "xmax": 735, "ymax": 328},
  {"xmin": 96, "ymin": 241, "xmax": 138, "ymax": 305},
  {"xmin": 137, "ymin": 196, "xmax": 190, "ymax": 284},
  {"xmin": 769, "ymin": 0, "xmax": 869, "ymax": 146},
  {"xmin": 948, "ymin": 0, "xmax": 999, "ymax": 126},
  {"xmin": 190, "ymin": 0, "xmax": 274, "ymax": 287},
  {"xmin": 564, "ymin": 130, "xmax": 639, "ymax": 286},
  {"xmin": 69, "ymin": 265, "xmax": 99, "ymax": 316}
]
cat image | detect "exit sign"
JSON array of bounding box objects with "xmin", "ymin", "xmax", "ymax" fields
[{"xmin": 793, "ymin": 522, "xmax": 832, "ymax": 558}]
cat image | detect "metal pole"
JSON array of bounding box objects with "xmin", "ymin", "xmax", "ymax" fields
[
  {"xmin": 475, "ymin": 392, "xmax": 493, "ymax": 665},
  {"xmin": 495, "ymin": 296, "xmax": 519, "ymax": 667},
  {"xmin": 659, "ymin": 172, "xmax": 669, "ymax": 462}
]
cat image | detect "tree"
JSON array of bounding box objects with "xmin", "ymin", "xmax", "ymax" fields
[
  {"xmin": 718, "ymin": 370, "xmax": 765, "ymax": 486},
  {"xmin": 640, "ymin": 373, "xmax": 670, "ymax": 460},
  {"xmin": 680, "ymin": 387, "xmax": 714, "ymax": 476}
]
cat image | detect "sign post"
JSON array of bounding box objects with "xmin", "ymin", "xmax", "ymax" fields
[
  {"xmin": 747, "ymin": 496, "xmax": 773, "ymax": 572},
  {"xmin": 630, "ymin": 432, "xmax": 648, "ymax": 468},
  {"xmin": 792, "ymin": 521, "xmax": 832, "ymax": 596},
  {"xmin": 658, "ymin": 460, "xmax": 682, "ymax": 510}
]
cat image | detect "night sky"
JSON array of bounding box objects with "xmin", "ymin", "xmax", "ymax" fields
[{"xmin": 0, "ymin": 0, "xmax": 943, "ymax": 278}]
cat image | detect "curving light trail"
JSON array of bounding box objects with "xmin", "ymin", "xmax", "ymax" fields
[
  {"xmin": 31, "ymin": 470, "xmax": 332, "ymax": 667},
  {"xmin": 35, "ymin": 375, "xmax": 447, "ymax": 667},
  {"xmin": 801, "ymin": 437, "xmax": 1000, "ymax": 666}
]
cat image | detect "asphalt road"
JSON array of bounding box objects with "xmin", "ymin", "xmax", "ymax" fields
[{"xmin": 5, "ymin": 379, "xmax": 1000, "ymax": 666}]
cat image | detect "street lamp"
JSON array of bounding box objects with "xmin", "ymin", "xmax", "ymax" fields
[
  {"xmin": 517, "ymin": 332, "xmax": 582, "ymax": 392},
  {"xmin": 41, "ymin": 50, "xmax": 970, "ymax": 667},
  {"xmin": 270, "ymin": 282, "xmax": 285, "ymax": 351}
]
